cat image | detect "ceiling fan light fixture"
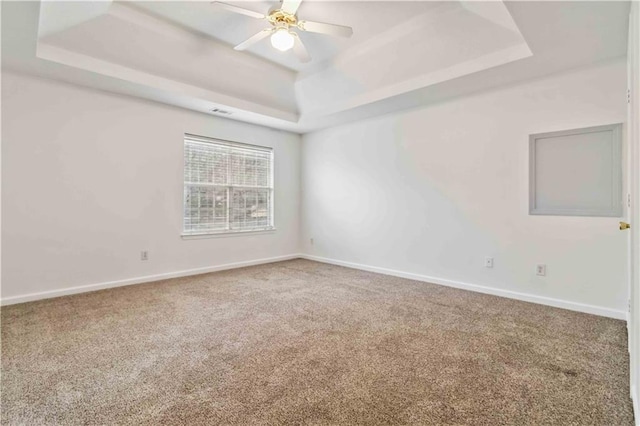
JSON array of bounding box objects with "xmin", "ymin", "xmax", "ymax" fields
[
  {"xmin": 270, "ymin": 28, "xmax": 295, "ymax": 51},
  {"xmin": 215, "ymin": 0, "xmax": 353, "ymax": 61}
]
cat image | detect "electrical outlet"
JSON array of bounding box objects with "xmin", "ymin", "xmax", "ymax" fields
[
  {"xmin": 536, "ymin": 264, "xmax": 546, "ymax": 276},
  {"xmin": 484, "ymin": 257, "xmax": 494, "ymax": 268},
  {"xmin": 310, "ymin": 238, "xmax": 314, "ymax": 246},
  {"xmin": 141, "ymin": 251, "xmax": 149, "ymax": 261}
]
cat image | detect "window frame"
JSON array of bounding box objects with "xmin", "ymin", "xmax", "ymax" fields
[{"xmin": 182, "ymin": 134, "xmax": 275, "ymax": 238}]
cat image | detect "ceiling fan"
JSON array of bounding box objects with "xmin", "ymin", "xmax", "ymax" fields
[{"xmin": 212, "ymin": 0, "xmax": 353, "ymax": 62}]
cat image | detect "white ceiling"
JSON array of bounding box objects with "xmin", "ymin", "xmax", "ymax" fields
[
  {"xmin": 1, "ymin": 1, "xmax": 631, "ymax": 133},
  {"xmin": 132, "ymin": 1, "xmax": 446, "ymax": 72}
]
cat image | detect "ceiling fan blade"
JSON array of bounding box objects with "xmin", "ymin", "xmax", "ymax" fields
[
  {"xmin": 292, "ymin": 34, "xmax": 311, "ymax": 63},
  {"xmin": 234, "ymin": 28, "xmax": 273, "ymax": 51},
  {"xmin": 281, "ymin": 0, "xmax": 302, "ymax": 15},
  {"xmin": 211, "ymin": 1, "xmax": 266, "ymax": 19},
  {"xmin": 298, "ymin": 20, "xmax": 353, "ymax": 38}
]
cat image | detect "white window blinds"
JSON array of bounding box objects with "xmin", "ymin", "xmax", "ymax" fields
[{"xmin": 183, "ymin": 134, "xmax": 274, "ymax": 235}]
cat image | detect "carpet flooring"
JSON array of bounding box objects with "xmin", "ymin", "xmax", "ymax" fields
[{"xmin": 1, "ymin": 259, "xmax": 634, "ymax": 425}]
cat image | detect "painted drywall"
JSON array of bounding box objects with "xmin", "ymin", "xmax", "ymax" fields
[
  {"xmin": 301, "ymin": 58, "xmax": 629, "ymax": 317},
  {"xmin": 295, "ymin": 2, "xmax": 530, "ymax": 117},
  {"xmin": 1, "ymin": 71, "xmax": 301, "ymax": 302}
]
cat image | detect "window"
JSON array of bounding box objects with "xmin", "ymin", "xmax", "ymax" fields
[{"xmin": 183, "ymin": 134, "xmax": 274, "ymax": 235}]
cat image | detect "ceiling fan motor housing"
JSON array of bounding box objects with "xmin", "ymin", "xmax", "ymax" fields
[{"xmin": 268, "ymin": 8, "xmax": 298, "ymax": 29}]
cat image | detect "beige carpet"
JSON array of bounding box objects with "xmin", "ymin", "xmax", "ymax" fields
[{"xmin": 1, "ymin": 259, "xmax": 634, "ymax": 425}]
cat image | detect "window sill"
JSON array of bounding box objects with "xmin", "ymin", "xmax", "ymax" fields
[{"xmin": 181, "ymin": 228, "xmax": 276, "ymax": 240}]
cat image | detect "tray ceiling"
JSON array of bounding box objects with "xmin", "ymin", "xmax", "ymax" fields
[
  {"xmin": 1, "ymin": 1, "xmax": 631, "ymax": 132},
  {"xmin": 133, "ymin": 1, "xmax": 446, "ymax": 72}
]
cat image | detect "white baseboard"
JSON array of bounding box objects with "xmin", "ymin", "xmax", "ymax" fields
[
  {"xmin": 0, "ymin": 254, "xmax": 302, "ymax": 306},
  {"xmin": 300, "ymin": 254, "xmax": 627, "ymax": 320},
  {"xmin": 2, "ymin": 253, "xmax": 627, "ymax": 321}
]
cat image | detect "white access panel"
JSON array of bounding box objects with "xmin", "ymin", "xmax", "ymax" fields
[{"xmin": 529, "ymin": 123, "xmax": 623, "ymax": 217}]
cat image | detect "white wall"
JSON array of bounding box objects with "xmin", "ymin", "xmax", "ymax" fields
[
  {"xmin": 1, "ymin": 59, "xmax": 630, "ymax": 319},
  {"xmin": 1, "ymin": 71, "xmax": 301, "ymax": 302},
  {"xmin": 301, "ymin": 59, "xmax": 629, "ymax": 318}
]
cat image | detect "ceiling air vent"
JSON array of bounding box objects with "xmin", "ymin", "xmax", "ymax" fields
[{"xmin": 210, "ymin": 108, "xmax": 233, "ymax": 116}]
